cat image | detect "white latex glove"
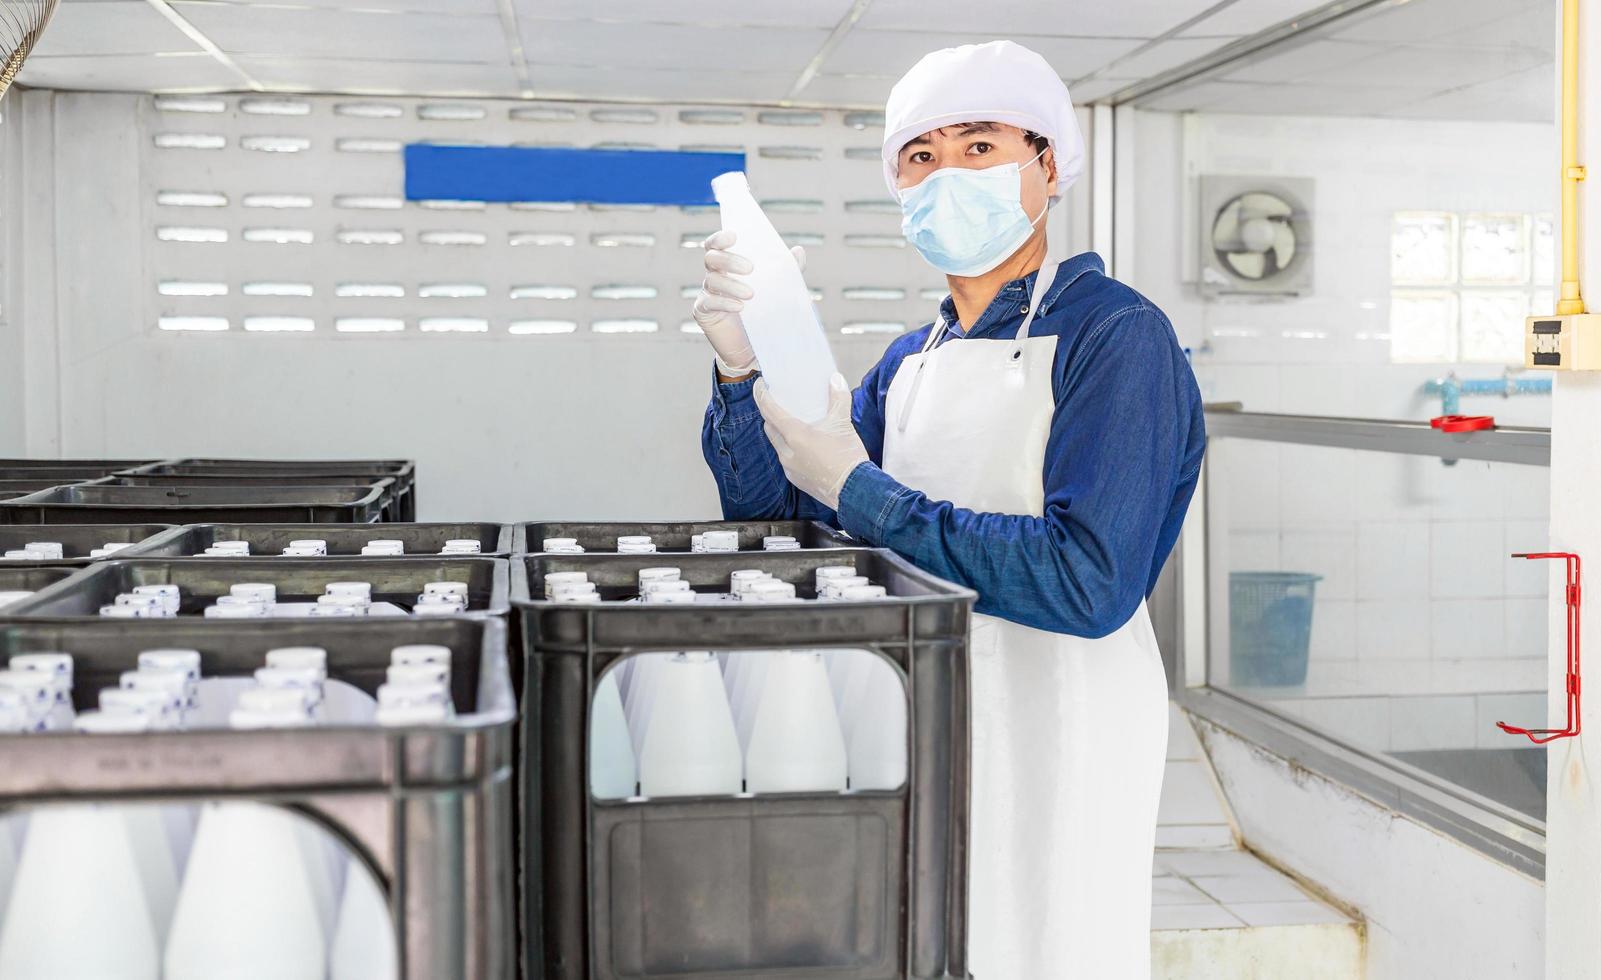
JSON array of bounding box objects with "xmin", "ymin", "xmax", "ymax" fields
[
  {"xmin": 754, "ymin": 372, "xmax": 870, "ymax": 512},
  {"xmin": 692, "ymin": 229, "xmax": 806, "ymax": 377}
]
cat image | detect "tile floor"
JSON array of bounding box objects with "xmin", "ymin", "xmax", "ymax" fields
[{"xmin": 1154, "ymin": 703, "xmax": 1354, "ymax": 933}]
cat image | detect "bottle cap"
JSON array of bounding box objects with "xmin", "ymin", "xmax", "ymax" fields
[
  {"xmin": 543, "ymin": 571, "xmax": 590, "ymax": 597},
  {"xmin": 615, "ymin": 535, "xmax": 653, "ymax": 548},
  {"xmin": 815, "ymin": 565, "xmax": 857, "ymax": 585},
  {"xmin": 289, "ymin": 539, "xmax": 328, "ymax": 550},
  {"xmin": 281, "ymin": 547, "xmax": 322, "ymax": 557},
  {"xmin": 3, "ymin": 550, "xmax": 47, "ymax": 560},
  {"xmin": 23, "ymin": 542, "xmax": 64, "ymax": 559},
  {"xmin": 411, "ymin": 603, "xmax": 460, "ymax": 617},
  {"xmin": 102, "ymin": 603, "xmax": 159, "ymax": 618},
  {"xmin": 690, "ymin": 533, "xmax": 705, "ymax": 552},
  {"xmin": 254, "ymin": 666, "xmax": 324, "ymax": 706},
  {"xmin": 820, "ymin": 575, "xmax": 871, "ymax": 597},
  {"xmin": 366, "ymin": 539, "xmax": 404, "ymax": 549},
  {"xmin": 377, "ymin": 681, "xmax": 451, "ymax": 709},
  {"xmin": 388, "ymin": 662, "xmax": 449, "ymax": 688},
  {"xmin": 265, "ymin": 645, "xmax": 328, "ymax": 668},
  {"xmin": 98, "ymin": 542, "xmax": 134, "ymax": 554},
  {"xmin": 10, "ymin": 652, "xmax": 73, "ymax": 679},
  {"xmin": 230, "ymin": 583, "xmax": 277, "ymax": 604},
  {"xmin": 837, "ymin": 584, "xmax": 889, "ymax": 601},
  {"xmin": 745, "ymin": 580, "xmax": 798, "ymax": 602},
  {"xmin": 637, "ymin": 567, "xmax": 682, "ymax": 588},
  {"xmin": 541, "ymin": 537, "xmax": 583, "ymax": 553},
  {"xmin": 212, "ymin": 540, "xmax": 251, "ymax": 554},
  {"xmin": 216, "ymin": 594, "xmax": 268, "ymax": 610},
  {"xmin": 643, "ymin": 590, "xmax": 697, "ymax": 605},
  {"xmin": 75, "ymin": 710, "xmax": 151, "ymax": 734},
  {"xmin": 326, "ymin": 581, "xmax": 373, "ymax": 599},
  {"xmin": 0, "ymin": 670, "xmax": 53, "ymax": 711},
  {"xmin": 138, "ymin": 649, "xmax": 201, "ymax": 681},
  {"xmin": 442, "ymin": 539, "xmax": 481, "ymax": 552},
  {"xmin": 700, "ymin": 530, "xmax": 739, "ymax": 552},
  {"xmin": 391, "ymin": 644, "xmax": 451, "ymax": 668},
  {"xmin": 762, "ymin": 535, "xmax": 799, "ymax": 551},
  {"xmin": 312, "ymin": 603, "xmax": 366, "ymax": 617},
  {"xmin": 423, "ymin": 581, "xmax": 470, "ymax": 598},
  {"xmin": 552, "ymin": 592, "xmax": 602, "ymax": 604},
  {"xmin": 99, "ymin": 687, "xmax": 178, "ymax": 724},
  {"xmin": 204, "ymin": 603, "xmax": 266, "ymax": 618},
  {"xmin": 729, "ymin": 569, "xmax": 769, "ymax": 593},
  {"xmin": 548, "ymin": 580, "xmax": 598, "ymax": 599},
  {"xmin": 642, "ymin": 579, "xmax": 691, "ymax": 595},
  {"xmin": 0, "ymin": 693, "xmax": 27, "ymax": 733},
  {"xmin": 121, "ymin": 668, "xmax": 189, "ymax": 700},
  {"xmin": 117, "ymin": 592, "xmax": 167, "ymax": 608}
]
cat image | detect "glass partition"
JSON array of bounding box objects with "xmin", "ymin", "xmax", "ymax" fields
[{"xmin": 1204, "ymin": 413, "xmax": 1550, "ymax": 822}]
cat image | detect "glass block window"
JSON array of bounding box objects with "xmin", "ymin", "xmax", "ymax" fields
[{"xmin": 1389, "ymin": 210, "xmax": 1553, "ymax": 364}]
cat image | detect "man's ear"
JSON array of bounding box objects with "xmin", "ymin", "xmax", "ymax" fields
[{"xmin": 1043, "ymin": 146, "xmax": 1058, "ymax": 197}]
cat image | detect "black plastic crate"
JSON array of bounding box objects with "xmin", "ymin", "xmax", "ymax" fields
[
  {"xmin": 0, "ymin": 483, "xmax": 389, "ymax": 525},
  {"xmin": 512, "ymin": 548, "xmax": 974, "ymax": 980},
  {"xmin": 122, "ymin": 522, "xmax": 511, "ymax": 560},
  {"xmin": 0, "ymin": 615, "xmax": 515, "ymax": 980},
  {"xmin": 514, "ymin": 520, "xmax": 855, "ymax": 554},
  {"xmin": 0, "ymin": 556, "xmax": 510, "ymax": 618},
  {"xmin": 125, "ymin": 459, "xmax": 417, "ymax": 520},
  {"xmin": 0, "ymin": 524, "xmax": 174, "ymax": 566},
  {"xmin": 0, "ymin": 459, "xmax": 154, "ymax": 477},
  {"xmin": 92, "ymin": 476, "xmax": 401, "ymax": 522}
]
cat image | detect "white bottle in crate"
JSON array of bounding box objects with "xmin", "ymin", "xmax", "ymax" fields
[
  {"xmin": 164, "ymin": 704, "xmax": 332, "ymax": 980},
  {"xmin": 744, "ymin": 651, "xmax": 849, "ymax": 794},
  {"xmin": 831, "ymin": 651, "xmax": 908, "ymax": 791},
  {"xmin": 0, "ymin": 801, "xmax": 161, "ymax": 980},
  {"xmin": 710, "ymin": 171, "xmax": 838, "ymax": 423},
  {"xmin": 622, "ymin": 654, "xmax": 669, "ymax": 759},
  {"xmin": 589, "ymin": 671, "xmax": 636, "ymax": 800},
  {"xmin": 638, "ymin": 652, "xmax": 743, "ymax": 798},
  {"xmin": 726, "ymin": 651, "xmax": 770, "ymax": 752},
  {"xmin": 329, "ymin": 857, "xmax": 396, "ymax": 980},
  {"xmin": 10, "ymin": 653, "xmax": 75, "ymax": 730}
]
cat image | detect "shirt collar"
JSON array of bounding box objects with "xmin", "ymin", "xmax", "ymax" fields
[{"xmin": 933, "ymin": 251, "xmax": 1105, "ymax": 338}]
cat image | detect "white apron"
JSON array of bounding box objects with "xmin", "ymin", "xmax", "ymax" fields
[{"xmin": 881, "ymin": 262, "xmax": 1169, "ymax": 978}]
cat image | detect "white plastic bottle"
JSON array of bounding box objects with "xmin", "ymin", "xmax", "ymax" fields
[
  {"xmin": 637, "ymin": 652, "xmax": 743, "ymax": 798},
  {"xmin": 711, "ymin": 171, "xmax": 838, "ymax": 423},
  {"xmin": 832, "ymin": 651, "xmax": 909, "ymax": 791},
  {"xmin": 622, "ymin": 654, "xmax": 669, "ymax": 759},
  {"xmin": 0, "ymin": 800, "xmax": 161, "ymax": 980},
  {"xmin": 328, "ymin": 857, "xmax": 396, "ymax": 980},
  {"xmin": 164, "ymin": 703, "xmax": 332, "ymax": 980},
  {"xmin": 589, "ymin": 671, "xmax": 636, "ymax": 800},
  {"xmin": 744, "ymin": 650, "xmax": 849, "ymax": 794}
]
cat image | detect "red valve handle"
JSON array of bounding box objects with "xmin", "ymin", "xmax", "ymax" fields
[{"xmin": 1431, "ymin": 414, "xmax": 1496, "ymax": 433}]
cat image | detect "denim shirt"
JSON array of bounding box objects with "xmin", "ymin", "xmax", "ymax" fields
[{"xmin": 701, "ymin": 251, "xmax": 1206, "ymax": 639}]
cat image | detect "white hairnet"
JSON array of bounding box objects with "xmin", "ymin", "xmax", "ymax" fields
[{"xmin": 881, "ymin": 40, "xmax": 1084, "ymax": 201}]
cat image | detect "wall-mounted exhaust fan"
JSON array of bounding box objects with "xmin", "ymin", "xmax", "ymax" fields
[
  {"xmin": 1199, "ymin": 175, "xmax": 1314, "ymax": 298},
  {"xmin": 0, "ymin": 0, "xmax": 58, "ymax": 98}
]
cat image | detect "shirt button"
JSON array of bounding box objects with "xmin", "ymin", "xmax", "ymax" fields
[{"xmin": 1019, "ymin": 305, "xmax": 1030, "ymax": 314}]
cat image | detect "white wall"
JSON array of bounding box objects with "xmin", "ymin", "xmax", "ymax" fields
[{"xmin": 3, "ymin": 89, "xmax": 1087, "ymax": 521}]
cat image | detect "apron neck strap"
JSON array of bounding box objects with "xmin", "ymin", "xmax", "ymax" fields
[{"xmin": 1007, "ymin": 257, "xmax": 1059, "ymax": 361}]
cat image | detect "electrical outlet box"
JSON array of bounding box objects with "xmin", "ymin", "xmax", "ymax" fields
[{"xmin": 1526, "ymin": 313, "xmax": 1601, "ymax": 370}]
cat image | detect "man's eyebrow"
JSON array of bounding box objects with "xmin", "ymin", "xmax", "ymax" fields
[{"xmin": 902, "ymin": 121, "xmax": 1002, "ymax": 154}]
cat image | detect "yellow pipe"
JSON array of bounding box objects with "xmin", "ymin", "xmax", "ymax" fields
[{"xmin": 1558, "ymin": 0, "xmax": 1587, "ymax": 315}]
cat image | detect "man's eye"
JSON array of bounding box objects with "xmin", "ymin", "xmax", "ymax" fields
[
  {"xmin": 968, "ymin": 142, "xmax": 992, "ymax": 154},
  {"xmin": 911, "ymin": 151, "xmax": 932, "ymax": 164}
]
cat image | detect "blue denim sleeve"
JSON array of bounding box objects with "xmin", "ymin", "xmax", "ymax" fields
[
  {"xmin": 700, "ymin": 351, "xmax": 902, "ymax": 522},
  {"xmin": 834, "ymin": 306, "xmax": 1204, "ymax": 638}
]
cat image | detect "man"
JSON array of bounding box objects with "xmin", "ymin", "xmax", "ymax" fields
[{"xmin": 694, "ymin": 40, "xmax": 1205, "ymax": 978}]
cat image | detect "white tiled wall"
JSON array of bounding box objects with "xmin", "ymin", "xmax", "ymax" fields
[{"xmin": 1132, "ymin": 110, "xmax": 1558, "ymax": 754}]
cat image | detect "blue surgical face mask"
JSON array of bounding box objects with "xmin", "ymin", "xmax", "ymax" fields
[{"xmin": 897, "ymin": 147, "xmax": 1048, "ymax": 277}]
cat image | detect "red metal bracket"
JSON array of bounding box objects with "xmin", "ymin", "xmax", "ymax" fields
[
  {"xmin": 1497, "ymin": 551, "xmax": 1582, "ymax": 743},
  {"xmin": 1430, "ymin": 414, "xmax": 1497, "ymax": 433}
]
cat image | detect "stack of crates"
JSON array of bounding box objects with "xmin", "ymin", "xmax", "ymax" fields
[{"xmin": 0, "ymin": 496, "xmax": 978, "ymax": 979}]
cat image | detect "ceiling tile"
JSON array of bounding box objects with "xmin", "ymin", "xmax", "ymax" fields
[
  {"xmin": 1375, "ymin": 64, "xmax": 1554, "ymax": 124},
  {"xmin": 520, "ymin": 21, "xmax": 829, "ymax": 75},
  {"xmin": 170, "ymin": 3, "xmax": 507, "ymax": 62},
  {"xmin": 1069, "ymin": 77, "xmax": 1142, "ymax": 103},
  {"xmin": 1219, "ymin": 38, "xmax": 1384, "ymax": 84},
  {"xmin": 793, "ymin": 73, "xmax": 898, "ymax": 108},
  {"xmin": 1179, "ymin": 0, "xmax": 1337, "ymax": 37},
  {"xmin": 32, "ymin": 0, "xmax": 202, "ymax": 57},
  {"xmin": 1206, "ymin": 81, "xmax": 1443, "ymax": 117},
  {"xmin": 1094, "ymin": 36, "xmax": 1240, "ymax": 80},
  {"xmin": 515, "ymin": 0, "xmax": 856, "ymax": 29},
  {"xmin": 526, "ymin": 65, "xmax": 797, "ymax": 105},
  {"xmin": 1330, "ymin": 0, "xmax": 1522, "ymax": 44},
  {"xmin": 1138, "ymin": 79, "xmax": 1268, "ymax": 113},
  {"xmin": 856, "ymin": 0, "xmax": 1226, "ymax": 37},
  {"xmin": 227, "ymin": 0, "xmax": 501, "ymax": 10},
  {"xmin": 16, "ymin": 52, "xmax": 244, "ymax": 91},
  {"xmin": 236, "ymin": 56, "xmax": 521, "ymax": 97},
  {"xmin": 822, "ymin": 30, "xmax": 1144, "ymax": 79},
  {"xmin": 1295, "ymin": 42, "xmax": 1550, "ymax": 90}
]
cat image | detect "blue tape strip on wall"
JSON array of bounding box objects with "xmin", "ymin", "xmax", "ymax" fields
[{"xmin": 404, "ymin": 144, "xmax": 747, "ymax": 206}]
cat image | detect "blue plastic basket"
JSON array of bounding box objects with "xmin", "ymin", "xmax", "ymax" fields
[{"xmin": 1229, "ymin": 571, "xmax": 1322, "ymax": 686}]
